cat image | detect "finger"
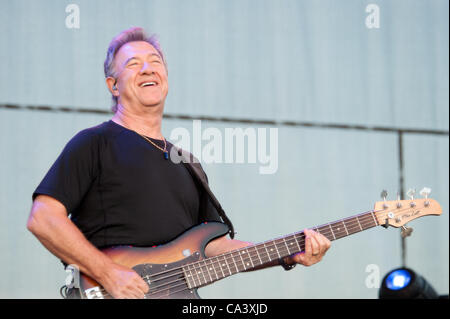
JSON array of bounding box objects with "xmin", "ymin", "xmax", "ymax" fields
[
  {"xmin": 319, "ymin": 234, "xmax": 331, "ymax": 253},
  {"xmin": 312, "ymin": 233, "xmax": 327, "ymax": 255},
  {"xmin": 137, "ymin": 277, "xmax": 150, "ymax": 294},
  {"xmin": 305, "ymin": 229, "xmax": 320, "ymax": 256},
  {"xmin": 309, "ymin": 234, "xmax": 321, "ymax": 256},
  {"xmin": 303, "ymin": 230, "xmax": 313, "ymax": 258},
  {"xmin": 128, "ymin": 286, "xmax": 146, "ymax": 299}
]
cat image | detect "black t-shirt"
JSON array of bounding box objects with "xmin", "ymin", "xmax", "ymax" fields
[{"xmin": 32, "ymin": 120, "xmax": 222, "ymax": 248}]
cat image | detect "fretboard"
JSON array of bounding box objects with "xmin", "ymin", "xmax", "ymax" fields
[{"xmin": 183, "ymin": 210, "xmax": 379, "ymax": 289}]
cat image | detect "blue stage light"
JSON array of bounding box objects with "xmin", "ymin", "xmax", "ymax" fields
[
  {"xmin": 379, "ymin": 267, "xmax": 438, "ymax": 299},
  {"xmin": 385, "ymin": 269, "xmax": 412, "ymax": 290}
]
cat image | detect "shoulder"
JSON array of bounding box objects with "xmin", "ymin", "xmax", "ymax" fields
[{"xmin": 63, "ymin": 121, "xmax": 116, "ymax": 153}]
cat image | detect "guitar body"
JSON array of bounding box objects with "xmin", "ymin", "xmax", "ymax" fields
[{"xmin": 79, "ymin": 222, "xmax": 230, "ymax": 299}]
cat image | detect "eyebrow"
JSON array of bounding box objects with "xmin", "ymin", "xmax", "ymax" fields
[{"xmin": 123, "ymin": 53, "xmax": 162, "ymax": 66}]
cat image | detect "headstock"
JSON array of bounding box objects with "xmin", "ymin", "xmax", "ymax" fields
[{"xmin": 373, "ymin": 188, "xmax": 442, "ymax": 235}]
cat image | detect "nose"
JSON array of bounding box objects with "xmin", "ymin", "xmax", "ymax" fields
[{"xmin": 139, "ymin": 61, "xmax": 154, "ymax": 75}]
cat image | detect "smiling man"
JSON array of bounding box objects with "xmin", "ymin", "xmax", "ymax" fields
[{"xmin": 26, "ymin": 27, "xmax": 331, "ymax": 299}]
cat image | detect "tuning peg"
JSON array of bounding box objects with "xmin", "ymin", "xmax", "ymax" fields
[
  {"xmin": 401, "ymin": 225, "xmax": 413, "ymax": 238},
  {"xmin": 419, "ymin": 187, "xmax": 431, "ymax": 198},
  {"xmin": 420, "ymin": 187, "xmax": 431, "ymax": 206},
  {"xmin": 380, "ymin": 190, "xmax": 388, "ymax": 209},
  {"xmin": 406, "ymin": 188, "xmax": 416, "ymax": 207},
  {"xmin": 396, "ymin": 192, "xmax": 402, "ymax": 208},
  {"xmin": 406, "ymin": 188, "xmax": 416, "ymax": 200}
]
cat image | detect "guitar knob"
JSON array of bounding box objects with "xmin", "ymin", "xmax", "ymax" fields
[{"xmin": 401, "ymin": 226, "xmax": 413, "ymax": 238}]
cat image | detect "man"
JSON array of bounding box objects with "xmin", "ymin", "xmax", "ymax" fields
[{"xmin": 27, "ymin": 27, "xmax": 331, "ymax": 299}]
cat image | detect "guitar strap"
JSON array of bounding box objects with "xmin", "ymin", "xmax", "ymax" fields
[{"xmin": 174, "ymin": 146, "xmax": 236, "ymax": 239}]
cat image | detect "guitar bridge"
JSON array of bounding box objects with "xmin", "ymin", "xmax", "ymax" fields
[{"xmin": 85, "ymin": 287, "xmax": 104, "ymax": 299}]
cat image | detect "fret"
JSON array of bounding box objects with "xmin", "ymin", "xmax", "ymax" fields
[
  {"xmin": 232, "ymin": 250, "xmax": 245, "ymax": 272},
  {"xmin": 198, "ymin": 261, "xmax": 207, "ymax": 285},
  {"xmin": 282, "ymin": 237, "xmax": 291, "ymax": 256},
  {"xmin": 274, "ymin": 240, "xmax": 283, "ymax": 259},
  {"xmin": 222, "ymin": 254, "xmax": 232, "ymax": 276},
  {"xmin": 228, "ymin": 252, "xmax": 239, "ymax": 274},
  {"xmin": 183, "ymin": 264, "xmax": 195, "ymax": 289},
  {"xmin": 370, "ymin": 211, "xmax": 379, "ymax": 226},
  {"xmin": 341, "ymin": 219, "xmax": 349, "ymax": 236},
  {"xmin": 201, "ymin": 260, "xmax": 213, "ymax": 284},
  {"xmin": 216, "ymin": 255, "xmax": 226, "ymax": 278},
  {"xmin": 189, "ymin": 263, "xmax": 202, "ymax": 287},
  {"xmin": 209, "ymin": 257, "xmax": 220, "ymax": 281},
  {"xmin": 293, "ymin": 233, "xmax": 302, "ymax": 252},
  {"xmin": 262, "ymin": 241, "xmax": 273, "ymax": 261},
  {"xmin": 218, "ymin": 254, "xmax": 231, "ymax": 277},
  {"xmin": 355, "ymin": 216, "xmax": 363, "ymax": 231},
  {"xmin": 316, "ymin": 225, "xmax": 333, "ymax": 241},
  {"xmin": 243, "ymin": 249, "xmax": 253, "ymax": 269},
  {"xmin": 189, "ymin": 264, "xmax": 199, "ymax": 288},
  {"xmin": 346, "ymin": 217, "xmax": 361, "ymax": 235},
  {"xmin": 293, "ymin": 232, "xmax": 305, "ymax": 252},
  {"xmin": 238, "ymin": 249, "xmax": 247, "ymax": 271},
  {"xmin": 266, "ymin": 240, "xmax": 278, "ymax": 260},
  {"xmin": 261, "ymin": 242, "xmax": 271, "ymax": 263},
  {"xmin": 331, "ymin": 221, "xmax": 347, "ymax": 239},
  {"xmin": 251, "ymin": 245, "xmax": 263, "ymax": 266},
  {"xmin": 284, "ymin": 235, "xmax": 299, "ymax": 255},
  {"xmin": 245, "ymin": 248, "xmax": 255, "ymax": 268},
  {"xmin": 328, "ymin": 223, "xmax": 336, "ymax": 240}
]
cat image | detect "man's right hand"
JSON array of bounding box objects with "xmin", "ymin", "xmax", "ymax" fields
[
  {"xmin": 27, "ymin": 195, "xmax": 149, "ymax": 299},
  {"xmin": 100, "ymin": 263, "xmax": 150, "ymax": 299}
]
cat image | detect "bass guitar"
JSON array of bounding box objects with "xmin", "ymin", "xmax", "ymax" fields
[{"xmin": 74, "ymin": 191, "xmax": 442, "ymax": 299}]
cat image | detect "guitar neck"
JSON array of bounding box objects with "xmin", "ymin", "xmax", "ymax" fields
[{"xmin": 183, "ymin": 210, "xmax": 379, "ymax": 289}]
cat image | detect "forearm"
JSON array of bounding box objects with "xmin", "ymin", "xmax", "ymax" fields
[{"xmin": 27, "ymin": 199, "xmax": 113, "ymax": 283}]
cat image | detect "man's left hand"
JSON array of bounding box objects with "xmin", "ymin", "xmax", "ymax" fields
[{"xmin": 286, "ymin": 229, "xmax": 331, "ymax": 267}]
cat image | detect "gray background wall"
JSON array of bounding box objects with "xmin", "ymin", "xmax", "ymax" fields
[{"xmin": 0, "ymin": 0, "xmax": 448, "ymax": 298}]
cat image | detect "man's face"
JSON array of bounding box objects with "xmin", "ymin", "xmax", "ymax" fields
[{"xmin": 112, "ymin": 41, "xmax": 168, "ymax": 110}]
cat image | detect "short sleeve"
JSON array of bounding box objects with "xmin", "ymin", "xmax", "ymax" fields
[{"xmin": 32, "ymin": 129, "xmax": 99, "ymax": 214}]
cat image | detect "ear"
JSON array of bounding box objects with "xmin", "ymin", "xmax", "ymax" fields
[{"xmin": 106, "ymin": 77, "xmax": 119, "ymax": 97}]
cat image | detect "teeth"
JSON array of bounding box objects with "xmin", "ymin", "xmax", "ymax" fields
[{"xmin": 141, "ymin": 82, "xmax": 156, "ymax": 87}]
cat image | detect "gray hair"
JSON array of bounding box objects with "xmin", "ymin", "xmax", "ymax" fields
[{"xmin": 104, "ymin": 27, "xmax": 166, "ymax": 112}]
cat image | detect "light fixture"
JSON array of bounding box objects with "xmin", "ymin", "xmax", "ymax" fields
[{"xmin": 379, "ymin": 267, "xmax": 438, "ymax": 299}]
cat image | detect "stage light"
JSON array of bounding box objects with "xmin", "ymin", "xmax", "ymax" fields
[{"xmin": 379, "ymin": 267, "xmax": 438, "ymax": 299}]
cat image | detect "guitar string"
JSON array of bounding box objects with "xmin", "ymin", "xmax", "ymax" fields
[
  {"xmin": 153, "ymin": 214, "xmax": 379, "ymax": 284},
  {"xmin": 87, "ymin": 205, "xmax": 422, "ymax": 298},
  {"xmin": 147, "ymin": 204, "xmax": 413, "ymax": 284},
  {"xmin": 102, "ymin": 209, "xmax": 397, "ymax": 297},
  {"xmin": 147, "ymin": 216, "xmax": 381, "ymax": 298},
  {"xmin": 140, "ymin": 211, "xmax": 377, "ymax": 286},
  {"xmin": 144, "ymin": 205, "xmax": 420, "ymax": 295},
  {"xmin": 125, "ymin": 212, "xmax": 384, "ymax": 298},
  {"xmin": 121, "ymin": 206, "xmax": 414, "ymax": 298},
  {"xmin": 145, "ymin": 209, "xmax": 382, "ymax": 282},
  {"xmin": 151, "ymin": 202, "xmax": 424, "ymax": 284}
]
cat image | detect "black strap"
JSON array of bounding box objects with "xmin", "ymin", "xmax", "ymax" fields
[{"xmin": 175, "ymin": 147, "xmax": 235, "ymax": 239}]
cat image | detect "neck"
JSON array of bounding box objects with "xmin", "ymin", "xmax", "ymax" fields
[
  {"xmin": 183, "ymin": 210, "xmax": 380, "ymax": 289},
  {"xmin": 112, "ymin": 103, "xmax": 164, "ymax": 139}
]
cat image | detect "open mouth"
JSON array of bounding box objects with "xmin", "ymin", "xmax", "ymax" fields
[{"xmin": 139, "ymin": 81, "xmax": 158, "ymax": 88}]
